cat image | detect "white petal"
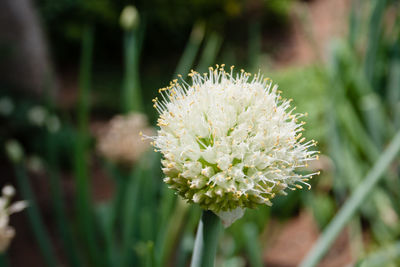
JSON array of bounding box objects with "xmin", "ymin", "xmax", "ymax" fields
[
  {"xmin": 2, "ymin": 185, "xmax": 15, "ymax": 198},
  {"xmin": 215, "ymin": 208, "xmax": 245, "ymax": 227},
  {"xmin": 8, "ymin": 201, "xmax": 28, "ymax": 214}
]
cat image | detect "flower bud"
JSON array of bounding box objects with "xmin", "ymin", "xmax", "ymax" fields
[
  {"xmin": 120, "ymin": 5, "xmax": 139, "ymax": 31},
  {"xmin": 5, "ymin": 140, "xmax": 24, "ymax": 163},
  {"xmin": 2, "ymin": 185, "xmax": 15, "ymax": 198},
  {"xmin": 0, "ymin": 97, "xmax": 14, "ymax": 116}
]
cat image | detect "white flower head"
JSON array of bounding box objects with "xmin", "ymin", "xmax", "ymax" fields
[{"xmin": 151, "ymin": 65, "xmax": 319, "ymax": 225}]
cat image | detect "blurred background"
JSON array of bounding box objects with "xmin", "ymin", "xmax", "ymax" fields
[{"xmin": 0, "ymin": 0, "xmax": 399, "ymax": 266}]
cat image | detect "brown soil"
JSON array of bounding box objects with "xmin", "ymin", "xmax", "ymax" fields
[
  {"xmin": 264, "ymin": 212, "xmax": 353, "ymax": 267},
  {"xmin": 273, "ymin": 0, "xmax": 351, "ymax": 68}
]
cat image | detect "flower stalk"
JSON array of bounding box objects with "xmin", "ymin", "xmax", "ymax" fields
[
  {"xmin": 13, "ymin": 164, "xmax": 56, "ymax": 267},
  {"xmin": 121, "ymin": 5, "xmax": 143, "ymax": 113},
  {"xmin": 190, "ymin": 211, "xmax": 221, "ymax": 267}
]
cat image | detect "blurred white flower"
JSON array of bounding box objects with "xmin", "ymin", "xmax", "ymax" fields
[
  {"xmin": 97, "ymin": 113, "xmax": 154, "ymax": 165},
  {"xmin": 2, "ymin": 185, "xmax": 15, "ymax": 198},
  {"xmin": 27, "ymin": 106, "xmax": 47, "ymax": 127},
  {"xmin": 27, "ymin": 156, "xmax": 45, "ymax": 174},
  {"xmin": 0, "ymin": 97, "xmax": 14, "ymax": 116},
  {"xmin": 120, "ymin": 5, "xmax": 139, "ymax": 31},
  {"xmin": 5, "ymin": 140, "xmax": 24, "ymax": 163},
  {"xmin": 0, "ymin": 184, "xmax": 27, "ymax": 252},
  {"xmin": 46, "ymin": 115, "xmax": 61, "ymax": 133},
  {"xmin": 151, "ymin": 65, "xmax": 319, "ymax": 225}
]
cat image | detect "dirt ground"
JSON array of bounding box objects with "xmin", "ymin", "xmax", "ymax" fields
[
  {"xmin": 273, "ymin": 0, "xmax": 350, "ymax": 68},
  {"xmin": 264, "ymin": 212, "xmax": 353, "ymax": 267}
]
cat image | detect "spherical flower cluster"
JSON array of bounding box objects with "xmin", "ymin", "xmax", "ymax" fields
[
  {"xmin": 97, "ymin": 113, "xmax": 154, "ymax": 165},
  {"xmin": 151, "ymin": 65, "xmax": 319, "ymax": 224}
]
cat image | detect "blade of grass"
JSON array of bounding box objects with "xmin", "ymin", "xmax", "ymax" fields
[
  {"xmin": 337, "ymin": 101, "xmax": 379, "ymax": 161},
  {"xmin": 137, "ymin": 152, "xmax": 160, "ymax": 243},
  {"xmin": 95, "ymin": 202, "xmax": 116, "ymax": 267},
  {"xmin": 157, "ymin": 198, "xmax": 189, "ymax": 267},
  {"xmin": 46, "ymin": 150, "xmax": 82, "ymax": 267},
  {"xmin": 135, "ymin": 241, "xmax": 155, "ymax": 267},
  {"xmin": 358, "ymin": 241, "xmax": 400, "ymax": 267},
  {"xmin": 197, "ymin": 32, "xmax": 223, "ymax": 73},
  {"xmin": 359, "ymin": 93, "xmax": 386, "ymax": 150},
  {"xmin": 41, "ymin": 56, "xmax": 80, "ymax": 264},
  {"xmin": 330, "ymin": 92, "xmax": 397, "ymax": 244},
  {"xmin": 74, "ymin": 23, "xmax": 103, "ymax": 266},
  {"xmin": 14, "ymin": 164, "xmax": 58, "ymax": 267},
  {"xmin": 100, "ymin": 162, "xmax": 129, "ymax": 266},
  {"xmin": 122, "ymin": 26, "xmax": 144, "ymax": 112},
  {"xmin": 300, "ymin": 130, "xmax": 400, "ymax": 267},
  {"xmin": 120, "ymin": 154, "xmax": 153, "ymax": 267},
  {"xmin": 103, "ymin": 162, "xmax": 128, "ymax": 233},
  {"xmin": 348, "ymin": 217, "xmax": 364, "ymax": 260},
  {"xmin": 387, "ymin": 37, "xmax": 400, "ymax": 130},
  {"xmin": 247, "ymin": 20, "xmax": 261, "ymax": 72},
  {"xmin": 174, "ymin": 21, "xmax": 205, "ymax": 78},
  {"xmin": 364, "ymin": 0, "xmax": 387, "ymax": 86},
  {"xmin": 43, "ymin": 51, "xmax": 82, "ymax": 266},
  {"xmin": 328, "ymin": 40, "xmax": 400, "ymax": 241},
  {"xmin": 154, "ymin": 185, "xmax": 177, "ymax": 267},
  {"xmin": 120, "ymin": 168, "xmax": 141, "ymax": 267},
  {"xmin": 242, "ymin": 223, "xmax": 263, "ymax": 267}
]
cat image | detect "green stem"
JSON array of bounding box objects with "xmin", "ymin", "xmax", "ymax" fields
[
  {"xmin": 156, "ymin": 198, "xmax": 188, "ymax": 267},
  {"xmin": 247, "ymin": 20, "xmax": 261, "ymax": 72},
  {"xmin": 14, "ymin": 164, "xmax": 58, "ymax": 267},
  {"xmin": 197, "ymin": 32, "xmax": 223, "ymax": 73},
  {"xmin": 48, "ymin": 166, "xmax": 82, "ymax": 267},
  {"xmin": 174, "ymin": 21, "xmax": 205, "ymax": 78},
  {"xmin": 300, "ymin": 130, "xmax": 400, "ymax": 267},
  {"xmin": 105, "ymin": 163, "xmax": 128, "ymax": 236},
  {"xmin": 364, "ymin": 0, "xmax": 387, "ymax": 85},
  {"xmin": 75, "ymin": 23, "xmax": 102, "ymax": 266},
  {"xmin": 190, "ymin": 210, "xmax": 221, "ymax": 267},
  {"xmin": 47, "ymin": 135, "xmax": 82, "ymax": 267},
  {"xmin": 77, "ymin": 24, "xmax": 93, "ymax": 133},
  {"xmin": 243, "ymin": 223, "xmax": 263, "ymax": 267},
  {"xmin": 154, "ymin": 185, "xmax": 176, "ymax": 267},
  {"xmin": 123, "ymin": 29, "xmax": 143, "ymax": 112},
  {"xmin": 120, "ymin": 167, "xmax": 142, "ymax": 267},
  {"xmin": 358, "ymin": 241, "xmax": 400, "ymax": 266}
]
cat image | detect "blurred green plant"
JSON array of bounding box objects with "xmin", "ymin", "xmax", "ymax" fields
[
  {"xmin": 4, "ymin": 1, "xmax": 400, "ymax": 267},
  {"xmin": 300, "ymin": 0, "xmax": 400, "ymax": 266},
  {"xmin": 356, "ymin": 241, "xmax": 400, "ymax": 267}
]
